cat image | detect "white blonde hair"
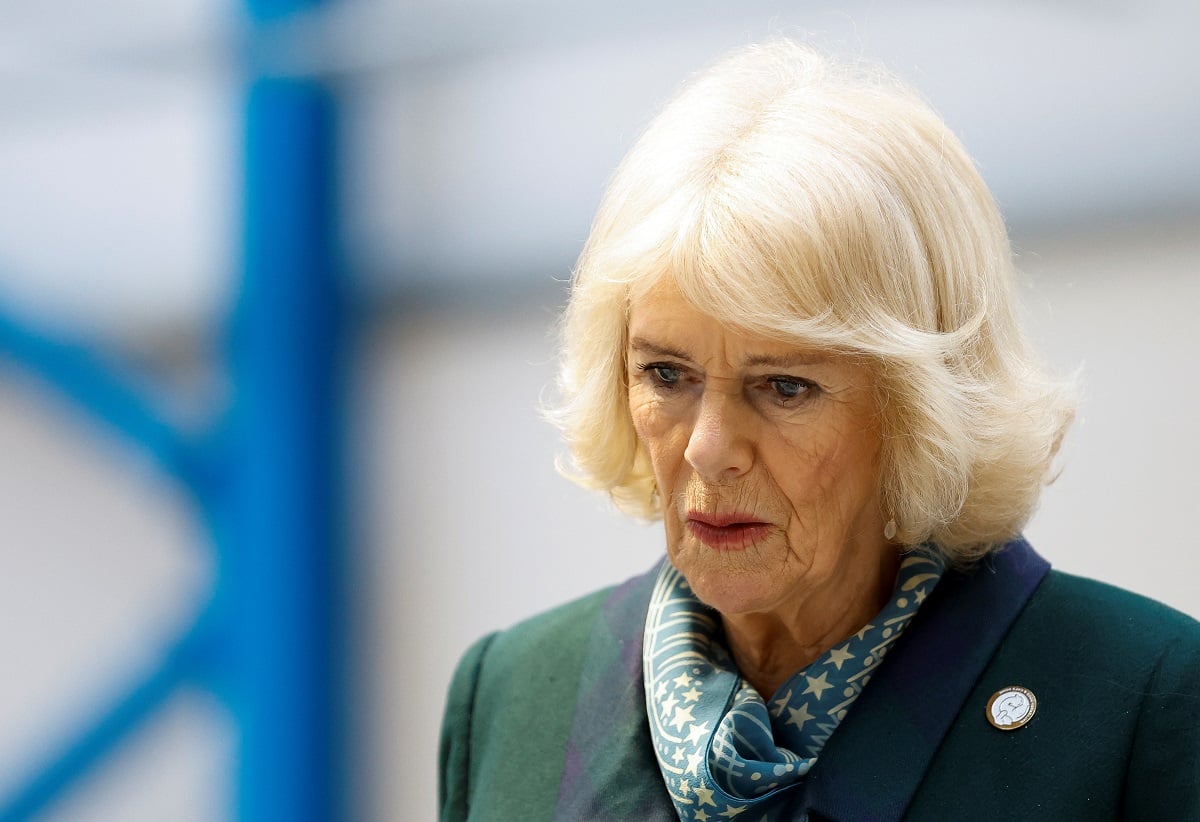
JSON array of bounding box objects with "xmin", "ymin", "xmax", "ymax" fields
[{"xmin": 548, "ymin": 40, "xmax": 1075, "ymax": 564}]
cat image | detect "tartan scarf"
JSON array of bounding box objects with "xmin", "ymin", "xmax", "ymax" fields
[{"xmin": 643, "ymin": 551, "xmax": 945, "ymax": 821}]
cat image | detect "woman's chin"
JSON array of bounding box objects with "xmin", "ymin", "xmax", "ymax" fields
[
  {"xmin": 667, "ymin": 529, "xmax": 804, "ymax": 614},
  {"xmin": 678, "ymin": 562, "xmax": 789, "ymax": 617}
]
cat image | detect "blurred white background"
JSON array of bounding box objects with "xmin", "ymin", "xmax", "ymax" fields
[{"xmin": 0, "ymin": 1, "xmax": 1197, "ymax": 820}]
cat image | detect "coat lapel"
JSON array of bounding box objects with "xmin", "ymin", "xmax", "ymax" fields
[
  {"xmin": 796, "ymin": 538, "xmax": 1050, "ymax": 821},
  {"xmin": 553, "ymin": 560, "xmax": 678, "ymax": 821}
]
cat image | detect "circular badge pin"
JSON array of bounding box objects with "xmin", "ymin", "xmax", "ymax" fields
[{"xmin": 986, "ymin": 686, "xmax": 1037, "ymax": 730}]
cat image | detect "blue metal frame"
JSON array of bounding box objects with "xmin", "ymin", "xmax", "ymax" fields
[
  {"xmin": 225, "ymin": 71, "xmax": 344, "ymax": 822},
  {"xmin": 0, "ymin": 0, "xmax": 345, "ymax": 818}
]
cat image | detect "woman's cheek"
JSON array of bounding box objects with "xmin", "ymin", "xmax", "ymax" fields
[
  {"xmin": 630, "ymin": 398, "xmax": 687, "ymax": 480},
  {"xmin": 629, "ymin": 392, "xmax": 672, "ymax": 439}
]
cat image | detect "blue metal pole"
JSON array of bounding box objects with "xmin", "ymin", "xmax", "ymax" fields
[
  {"xmin": 0, "ymin": 1, "xmax": 346, "ymax": 817},
  {"xmin": 219, "ymin": 0, "xmax": 347, "ymax": 817},
  {"xmin": 220, "ymin": 67, "xmax": 345, "ymax": 822},
  {"xmin": 0, "ymin": 1, "xmax": 345, "ymax": 819}
]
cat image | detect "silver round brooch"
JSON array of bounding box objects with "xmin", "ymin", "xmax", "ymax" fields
[{"xmin": 986, "ymin": 685, "xmax": 1037, "ymax": 730}]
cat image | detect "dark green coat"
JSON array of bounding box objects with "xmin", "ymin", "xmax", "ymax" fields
[{"xmin": 440, "ymin": 540, "xmax": 1200, "ymax": 820}]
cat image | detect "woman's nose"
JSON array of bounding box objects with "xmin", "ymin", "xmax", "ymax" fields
[{"xmin": 683, "ymin": 391, "xmax": 754, "ymax": 482}]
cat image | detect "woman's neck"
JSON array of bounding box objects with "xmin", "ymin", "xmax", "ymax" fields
[{"xmin": 721, "ymin": 549, "xmax": 900, "ymax": 699}]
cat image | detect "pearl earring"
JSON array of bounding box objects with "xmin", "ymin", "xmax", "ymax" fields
[{"xmin": 883, "ymin": 519, "xmax": 898, "ymax": 541}]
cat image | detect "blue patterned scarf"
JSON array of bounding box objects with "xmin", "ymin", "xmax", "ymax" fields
[{"xmin": 643, "ymin": 551, "xmax": 945, "ymax": 821}]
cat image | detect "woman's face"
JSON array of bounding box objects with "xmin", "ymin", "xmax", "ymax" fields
[{"xmin": 626, "ymin": 279, "xmax": 890, "ymax": 618}]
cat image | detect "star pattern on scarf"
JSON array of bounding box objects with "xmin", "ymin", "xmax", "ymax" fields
[
  {"xmin": 824, "ymin": 644, "xmax": 855, "ymax": 671},
  {"xmin": 802, "ymin": 672, "xmax": 833, "ymax": 700},
  {"xmin": 644, "ymin": 551, "xmax": 945, "ymax": 822},
  {"xmin": 785, "ymin": 703, "xmax": 814, "ymax": 730}
]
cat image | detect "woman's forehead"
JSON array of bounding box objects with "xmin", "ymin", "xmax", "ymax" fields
[
  {"xmin": 628, "ymin": 257, "xmax": 831, "ymax": 332},
  {"xmin": 629, "ymin": 275, "xmax": 793, "ymax": 338}
]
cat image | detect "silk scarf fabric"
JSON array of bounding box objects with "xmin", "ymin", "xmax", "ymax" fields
[{"xmin": 643, "ymin": 550, "xmax": 945, "ymax": 821}]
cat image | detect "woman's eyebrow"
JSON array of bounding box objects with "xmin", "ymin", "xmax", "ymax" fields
[
  {"xmin": 630, "ymin": 337, "xmax": 832, "ymax": 368},
  {"xmin": 743, "ymin": 352, "xmax": 832, "ymax": 368},
  {"xmin": 629, "ymin": 337, "xmax": 692, "ymax": 361}
]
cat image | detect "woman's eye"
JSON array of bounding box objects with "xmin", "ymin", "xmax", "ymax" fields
[
  {"xmin": 639, "ymin": 362, "xmax": 683, "ymax": 387},
  {"xmin": 768, "ymin": 377, "xmax": 814, "ymax": 401}
]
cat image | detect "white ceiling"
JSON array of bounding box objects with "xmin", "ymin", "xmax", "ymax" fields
[{"xmin": 0, "ymin": 0, "xmax": 1196, "ymax": 334}]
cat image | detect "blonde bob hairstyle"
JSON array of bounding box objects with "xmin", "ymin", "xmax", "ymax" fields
[{"xmin": 549, "ymin": 40, "xmax": 1075, "ymax": 564}]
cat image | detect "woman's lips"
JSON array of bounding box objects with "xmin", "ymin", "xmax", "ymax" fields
[{"xmin": 685, "ymin": 511, "xmax": 772, "ymax": 551}]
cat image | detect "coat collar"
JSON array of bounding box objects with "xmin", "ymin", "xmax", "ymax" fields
[
  {"xmin": 796, "ymin": 538, "xmax": 1050, "ymax": 820},
  {"xmin": 555, "ymin": 539, "xmax": 1050, "ymax": 821}
]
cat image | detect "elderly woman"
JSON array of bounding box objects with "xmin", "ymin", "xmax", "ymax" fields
[{"xmin": 439, "ymin": 41, "xmax": 1200, "ymax": 820}]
